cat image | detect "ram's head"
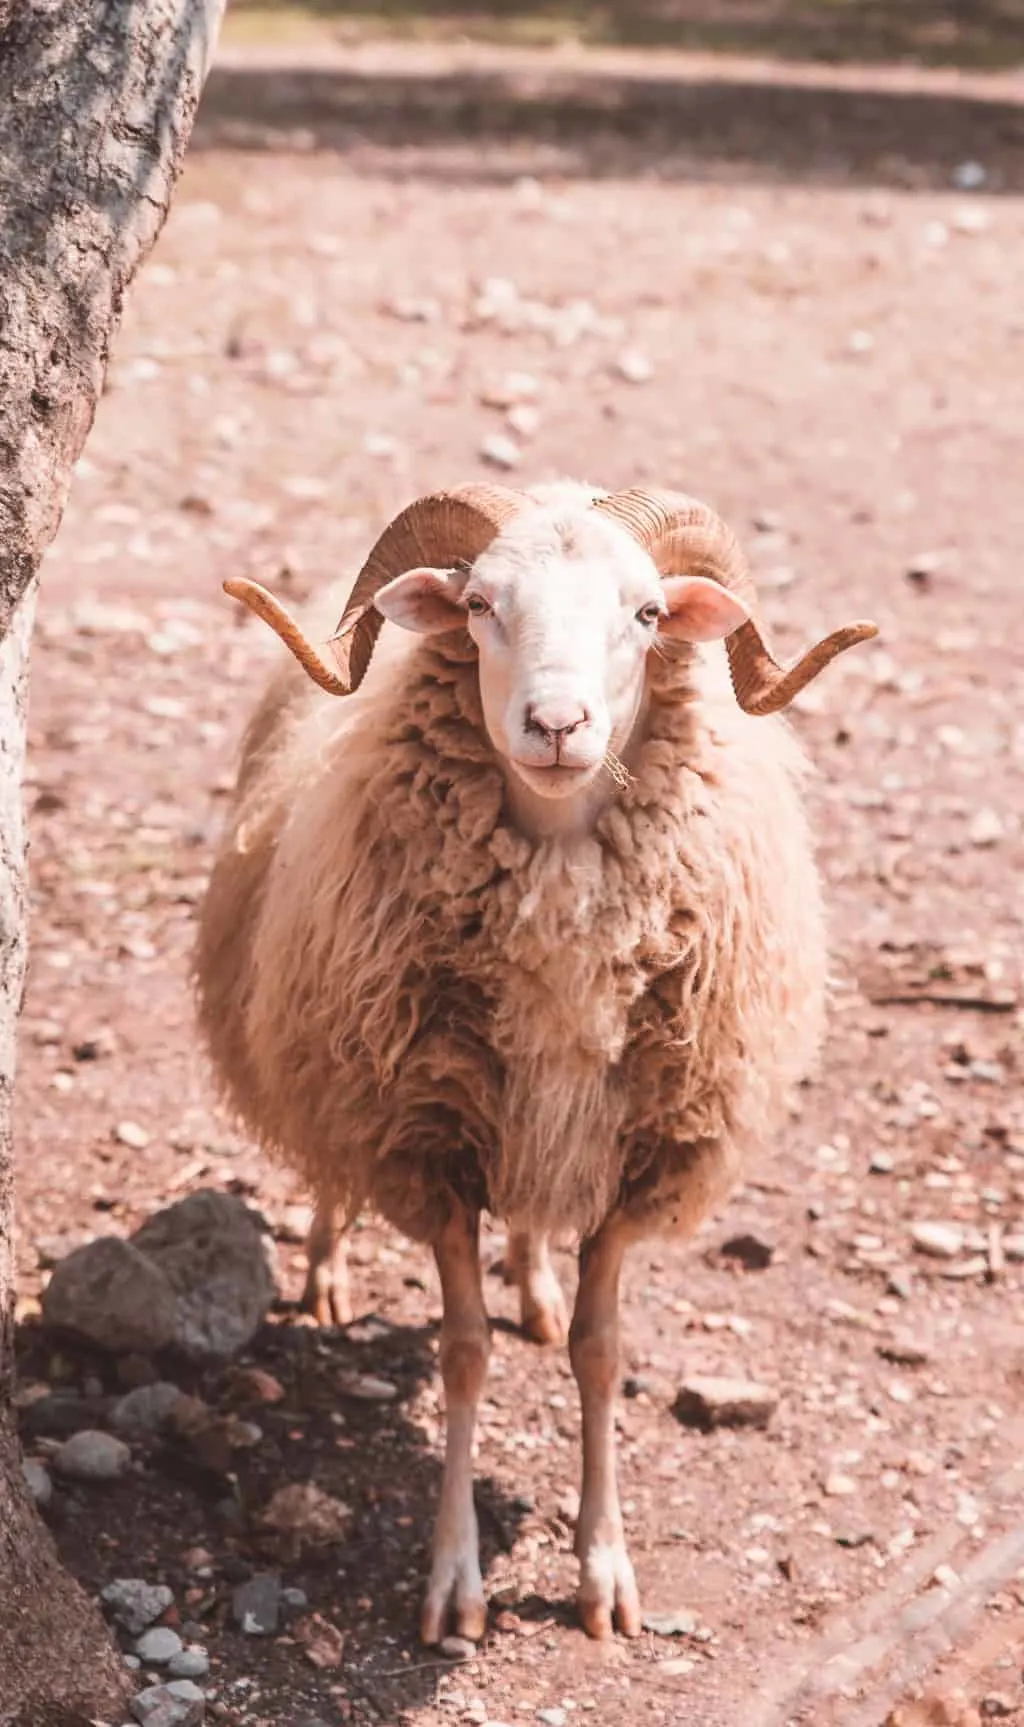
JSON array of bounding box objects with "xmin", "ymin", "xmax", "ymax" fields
[{"xmin": 225, "ymin": 484, "xmax": 877, "ymax": 806}]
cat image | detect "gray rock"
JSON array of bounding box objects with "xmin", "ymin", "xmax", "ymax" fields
[
  {"xmin": 124, "ymin": 1656, "xmax": 142, "ymax": 1671},
  {"xmin": 112, "ymin": 1382, "xmax": 185, "ymax": 1435},
  {"xmin": 54, "ymin": 1429, "xmax": 131, "ymax": 1481},
  {"xmin": 131, "ymin": 1681, "xmax": 205, "ymax": 1726},
  {"xmin": 22, "ymin": 1458, "xmax": 53, "ymax": 1506},
  {"xmin": 135, "ymin": 1626, "xmax": 183, "ymax": 1664},
  {"xmin": 674, "ymin": 1376, "xmax": 778, "ymax": 1431},
  {"xmin": 132, "ymin": 1190, "xmax": 277, "ymax": 1360},
  {"xmin": 281, "ymin": 1586, "xmax": 309, "ymax": 1611},
  {"xmin": 41, "ymin": 1189, "xmax": 277, "ymax": 1362},
  {"xmin": 42, "ymin": 1236, "xmax": 179, "ymax": 1355},
  {"xmin": 167, "ymin": 1648, "xmax": 209, "ymax": 1679},
  {"xmin": 101, "ymin": 1578, "xmax": 175, "ymax": 1636},
  {"xmin": 21, "ymin": 1390, "xmax": 104, "ymax": 1438},
  {"xmin": 232, "ymin": 1571, "xmax": 281, "ymax": 1635}
]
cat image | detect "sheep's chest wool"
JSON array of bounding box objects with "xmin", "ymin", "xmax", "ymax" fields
[{"xmin": 233, "ymin": 637, "xmax": 827, "ymax": 1244}]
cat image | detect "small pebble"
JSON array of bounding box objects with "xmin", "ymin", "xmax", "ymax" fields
[
  {"xmin": 22, "ymin": 1458, "xmax": 53, "ymax": 1505},
  {"xmin": 979, "ymin": 1695, "xmax": 1014, "ymax": 1718},
  {"xmin": 102, "ymin": 1579, "xmax": 175, "ymax": 1635},
  {"xmin": 824, "ymin": 1473, "xmax": 857, "ymax": 1498},
  {"xmin": 114, "ymin": 1119, "xmax": 150, "ymax": 1149},
  {"xmin": 910, "ymin": 1222, "xmax": 964, "ymax": 1260},
  {"xmin": 440, "ymin": 1635, "xmax": 476, "ymax": 1661},
  {"xmin": 232, "ymin": 1571, "xmax": 281, "ymax": 1635},
  {"xmin": 642, "ymin": 1607, "xmax": 699, "ymax": 1637},
  {"xmin": 135, "ymin": 1627, "xmax": 184, "ymax": 1665},
  {"xmin": 614, "ymin": 349, "xmax": 654, "ymax": 384},
  {"xmin": 337, "ymin": 1373, "xmax": 398, "ymax": 1402},
  {"xmin": 968, "ymin": 808, "xmax": 1004, "ymax": 848},
  {"xmin": 479, "ymin": 433, "xmax": 521, "ymax": 471},
  {"xmin": 674, "ymin": 1375, "xmax": 777, "ymax": 1431},
  {"xmin": 131, "ymin": 1680, "xmax": 205, "ymax": 1727},
  {"xmin": 953, "ymin": 159, "xmax": 987, "ymax": 190},
  {"xmin": 537, "ymin": 1712, "xmax": 567, "ymax": 1727},
  {"xmin": 112, "ymin": 1383, "xmax": 184, "ymax": 1435},
  {"xmin": 54, "ymin": 1429, "xmax": 131, "ymax": 1481},
  {"xmin": 167, "ymin": 1648, "xmax": 210, "ymax": 1680}
]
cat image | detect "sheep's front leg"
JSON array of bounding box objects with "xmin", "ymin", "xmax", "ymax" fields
[
  {"xmin": 422, "ymin": 1204, "xmax": 491, "ymax": 1645},
  {"xmin": 569, "ymin": 1215, "xmax": 641, "ymax": 1640},
  {"xmin": 506, "ymin": 1222, "xmax": 568, "ymax": 1346},
  {"xmin": 301, "ymin": 1199, "xmax": 352, "ymax": 1327}
]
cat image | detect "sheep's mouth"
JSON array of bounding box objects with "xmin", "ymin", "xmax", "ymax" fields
[{"xmin": 510, "ymin": 760, "xmax": 600, "ymax": 799}]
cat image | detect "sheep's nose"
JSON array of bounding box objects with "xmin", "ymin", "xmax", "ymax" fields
[{"xmin": 525, "ymin": 699, "xmax": 589, "ymax": 742}]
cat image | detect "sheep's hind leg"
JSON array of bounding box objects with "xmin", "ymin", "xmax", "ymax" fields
[
  {"xmin": 505, "ymin": 1222, "xmax": 568, "ymax": 1346},
  {"xmin": 569, "ymin": 1214, "xmax": 642, "ymax": 1640},
  {"xmin": 421, "ymin": 1204, "xmax": 491, "ymax": 1645},
  {"xmin": 301, "ymin": 1199, "xmax": 352, "ymax": 1327}
]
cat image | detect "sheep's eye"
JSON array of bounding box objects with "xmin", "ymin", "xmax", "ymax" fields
[
  {"xmin": 636, "ymin": 601, "xmax": 663, "ymax": 628},
  {"xmin": 465, "ymin": 594, "xmax": 492, "ymax": 618}
]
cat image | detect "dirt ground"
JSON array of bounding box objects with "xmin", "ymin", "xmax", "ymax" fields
[{"xmin": 11, "ymin": 30, "xmax": 1024, "ymax": 1727}]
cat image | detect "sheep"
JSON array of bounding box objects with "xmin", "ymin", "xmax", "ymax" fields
[{"xmin": 194, "ymin": 479, "xmax": 876, "ymax": 1644}]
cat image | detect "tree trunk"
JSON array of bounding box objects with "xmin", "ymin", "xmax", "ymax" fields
[{"xmin": 0, "ymin": 5, "xmax": 223, "ymax": 1721}]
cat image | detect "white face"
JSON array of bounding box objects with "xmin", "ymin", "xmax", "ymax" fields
[{"xmin": 373, "ymin": 506, "xmax": 749, "ymax": 805}]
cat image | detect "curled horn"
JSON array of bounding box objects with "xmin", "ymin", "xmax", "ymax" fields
[
  {"xmin": 223, "ymin": 483, "xmax": 523, "ymax": 696},
  {"xmin": 594, "ymin": 488, "xmax": 878, "ymax": 716}
]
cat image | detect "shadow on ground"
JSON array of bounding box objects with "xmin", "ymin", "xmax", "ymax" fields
[
  {"xmin": 16, "ymin": 1308, "xmax": 534, "ymax": 1722},
  {"xmin": 195, "ymin": 57, "xmax": 1024, "ymax": 190}
]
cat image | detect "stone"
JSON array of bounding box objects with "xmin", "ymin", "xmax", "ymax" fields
[
  {"xmin": 20, "ymin": 1390, "xmax": 102, "ymax": 1438},
  {"xmin": 167, "ymin": 1649, "xmax": 210, "ymax": 1680},
  {"xmin": 114, "ymin": 1119, "xmax": 151, "ymax": 1149},
  {"xmin": 614, "ymin": 349, "xmax": 654, "ymax": 384},
  {"xmin": 642, "ymin": 1608, "xmax": 699, "ymax": 1637},
  {"xmin": 440, "ymin": 1635, "xmax": 476, "ymax": 1660},
  {"xmin": 878, "ymin": 1332, "xmax": 931, "ymax": 1367},
  {"xmin": 259, "ymin": 1481, "xmax": 351, "ymax": 1544},
  {"xmin": 101, "ymin": 1579, "xmax": 175, "ymax": 1635},
  {"xmin": 910, "ymin": 1222, "xmax": 964, "ymax": 1260},
  {"xmin": 135, "ymin": 1626, "xmax": 183, "ymax": 1664},
  {"xmin": 479, "ymin": 432, "xmax": 521, "ymax": 471},
  {"xmin": 968, "ymin": 809, "xmax": 1004, "ymax": 848},
  {"xmin": 43, "ymin": 1189, "xmax": 277, "ymax": 1361},
  {"xmin": 112, "ymin": 1382, "xmax": 185, "ymax": 1435},
  {"xmin": 537, "ymin": 1711, "xmax": 567, "ymax": 1727},
  {"xmin": 719, "ymin": 1231, "xmax": 774, "ymax": 1270},
  {"xmin": 232, "ymin": 1571, "xmax": 281, "ymax": 1635},
  {"xmin": 294, "ymin": 1613, "xmax": 345, "ymax": 1668},
  {"xmin": 22, "ymin": 1458, "xmax": 53, "ymax": 1505},
  {"xmin": 979, "ymin": 1697, "xmax": 1014, "ymax": 1719},
  {"xmin": 337, "ymin": 1372, "xmax": 397, "ymax": 1402},
  {"xmin": 131, "ymin": 1681, "xmax": 205, "ymax": 1726},
  {"xmin": 674, "ymin": 1376, "xmax": 778, "ymax": 1431},
  {"xmin": 42, "ymin": 1236, "xmax": 179, "ymax": 1355},
  {"xmin": 824, "ymin": 1473, "xmax": 857, "ymax": 1498},
  {"xmin": 131, "ymin": 1189, "xmax": 277, "ymax": 1360},
  {"xmin": 54, "ymin": 1429, "xmax": 131, "ymax": 1481}
]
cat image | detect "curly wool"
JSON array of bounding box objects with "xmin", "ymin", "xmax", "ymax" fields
[{"xmin": 195, "ymin": 596, "xmax": 826, "ymax": 1245}]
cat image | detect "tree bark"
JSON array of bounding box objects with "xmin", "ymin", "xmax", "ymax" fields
[{"xmin": 0, "ymin": 5, "xmax": 223, "ymax": 1721}]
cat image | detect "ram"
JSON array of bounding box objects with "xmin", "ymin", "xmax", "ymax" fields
[{"xmin": 195, "ymin": 481, "xmax": 875, "ymax": 1643}]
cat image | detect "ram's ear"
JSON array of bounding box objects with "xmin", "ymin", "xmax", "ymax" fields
[
  {"xmin": 373, "ymin": 567, "xmax": 468, "ymax": 635},
  {"xmin": 659, "ymin": 575, "xmax": 751, "ymax": 643}
]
